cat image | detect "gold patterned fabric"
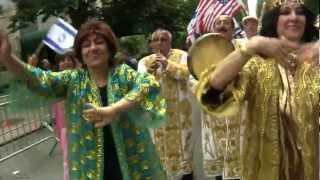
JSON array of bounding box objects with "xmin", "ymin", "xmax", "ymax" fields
[
  {"xmin": 194, "ymin": 39, "xmax": 245, "ymax": 179},
  {"xmin": 196, "ymin": 56, "xmax": 319, "ymax": 180},
  {"xmin": 201, "ymin": 113, "xmax": 242, "ymax": 178},
  {"xmin": 189, "ymin": 76, "xmax": 241, "ymax": 179},
  {"xmin": 138, "ymin": 49, "xmax": 193, "ymax": 177}
]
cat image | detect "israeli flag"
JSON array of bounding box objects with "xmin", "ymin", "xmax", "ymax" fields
[{"xmin": 43, "ymin": 18, "xmax": 77, "ymax": 55}]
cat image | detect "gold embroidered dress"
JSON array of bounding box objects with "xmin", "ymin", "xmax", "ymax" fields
[
  {"xmin": 200, "ymin": 111, "xmax": 242, "ymax": 178},
  {"xmin": 195, "ymin": 39, "xmax": 246, "ymax": 178},
  {"xmin": 138, "ymin": 49, "xmax": 193, "ymax": 176},
  {"xmin": 189, "ymin": 75, "xmax": 241, "ymax": 179},
  {"xmin": 17, "ymin": 64, "xmax": 167, "ymax": 180},
  {"xmin": 196, "ymin": 56, "xmax": 319, "ymax": 180}
]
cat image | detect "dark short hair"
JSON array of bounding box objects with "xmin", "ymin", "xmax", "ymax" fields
[
  {"xmin": 260, "ymin": 5, "xmax": 318, "ymax": 42},
  {"xmin": 74, "ymin": 19, "xmax": 118, "ymax": 68},
  {"xmin": 214, "ymin": 15, "xmax": 235, "ymax": 29},
  {"xmin": 54, "ymin": 51, "xmax": 77, "ymax": 71}
]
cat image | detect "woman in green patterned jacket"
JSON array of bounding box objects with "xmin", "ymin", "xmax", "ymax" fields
[{"xmin": 0, "ymin": 20, "xmax": 167, "ymax": 180}]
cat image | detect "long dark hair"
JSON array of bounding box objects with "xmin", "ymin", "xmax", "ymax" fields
[{"xmin": 260, "ymin": 5, "xmax": 318, "ymax": 42}]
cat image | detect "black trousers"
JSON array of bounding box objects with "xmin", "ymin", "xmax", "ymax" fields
[{"xmin": 103, "ymin": 126, "xmax": 123, "ymax": 180}]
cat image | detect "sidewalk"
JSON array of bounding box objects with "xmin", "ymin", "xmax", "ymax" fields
[{"xmin": 0, "ymin": 129, "xmax": 62, "ymax": 180}]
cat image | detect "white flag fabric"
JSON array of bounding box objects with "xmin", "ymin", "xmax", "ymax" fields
[{"xmin": 43, "ymin": 18, "xmax": 77, "ymax": 55}]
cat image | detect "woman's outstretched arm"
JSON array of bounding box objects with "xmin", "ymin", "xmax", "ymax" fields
[
  {"xmin": 0, "ymin": 31, "xmax": 28, "ymax": 78},
  {"xmin": 209, "ymin": 36, "xmax": 300, "ymax": 90}
]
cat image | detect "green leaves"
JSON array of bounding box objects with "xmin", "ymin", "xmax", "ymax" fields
[{"xmin": 8, "ymin": 0, "xmax": 198, "ymax": 49}]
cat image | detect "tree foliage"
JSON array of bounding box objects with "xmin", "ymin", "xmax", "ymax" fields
[
  {"xmin": 9, "ymin": 0, "xmax": 99, "ymax": 32},
  {"xmin": 100, "ymin": 0, "xmax": 198, "ymax": 37},
  {"xmin": 8, "ymin": 0, "xmax": 198, "ymax": 38}
]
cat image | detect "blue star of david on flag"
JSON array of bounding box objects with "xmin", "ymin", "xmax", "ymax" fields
[{"xmin": 43, "ymin": 18, "xmax": 77, "ymax": 55}]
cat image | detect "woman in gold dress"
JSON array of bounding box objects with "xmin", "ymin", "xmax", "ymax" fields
[{"xmin": 196, "ymin": 0, "xmax": 319, "ymax": 179}]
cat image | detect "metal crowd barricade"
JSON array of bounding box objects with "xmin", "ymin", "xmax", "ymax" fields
[{"xmin": 0, "ymin": 95, "xmax": 58, "ymax": 163}]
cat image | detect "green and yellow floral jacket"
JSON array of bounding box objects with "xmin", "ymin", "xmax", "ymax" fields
[{"xmin": 22, "ymin": 64, "xmax": 167, "ymax": 180}]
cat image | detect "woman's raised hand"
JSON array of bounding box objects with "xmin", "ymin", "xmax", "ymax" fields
[
  {"xmin": 27, "ymin": 54, "xmax": 39, "ymax": 66},
  {"xmin": 297, "ymin": 41, "xmax": 319, "ymax": 66},
  {"xmin": 246, "ymin": 36, "xmax": 300, "ymax": 69},
  {"xmin": 0, "ymin": 31, "xmax": 11, "ymax": 63},
  {"xmin": 0, "ymin": 31, "xmax": 28, "ymax": 77}
]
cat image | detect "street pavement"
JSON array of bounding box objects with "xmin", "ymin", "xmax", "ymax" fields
[{"xmin": 0, "ymin": 129, "xmax": 63, "ymax": 180}]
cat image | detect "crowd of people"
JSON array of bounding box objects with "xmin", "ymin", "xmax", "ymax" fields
[{"xmin": 0, "ymin": 0, "xmax": 319, "ymax": 180}]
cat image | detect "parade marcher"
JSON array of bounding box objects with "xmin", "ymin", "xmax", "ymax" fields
[
  {"xmin": 27, "ymin": 51, "xmax": 78, "ymax": 180},
  {"xmin": 52, "ymin": 51, "xmax": 78, "ymax": 180},
  {"xmin": 213, "ymin": 15, "xmax": 235, "ymax": 42},
  {"xmin": 241, "ymin": 16, "xmax": 259, "ymax": 39},
  {"xmin": 138, "ymin": 29, "xmax": 193, "ymax": 180},
  {"xmin": 54, "ymin": 51, "xmax": 78, "ymax": 71},
  {"xmin": 27, "ymin": 54, "xmax": 53, "ymax": 71},
  {"xmin": 196, "ymin": 0, "xmax": 319, "ymax": 179},
  {"xmin": 117, "ymin": 50, "xmax": 138, "ymax": 70},
  {"xmin": 40, "ymin": 58, "xmax": 52, "ymax": 70},
  {"xmin": 0, "ymin": 19, "xmax": 167, "ymax": 180},
  {"xmin": 195, "ymin": 15, "xmax": 242, "ymax": 180}
]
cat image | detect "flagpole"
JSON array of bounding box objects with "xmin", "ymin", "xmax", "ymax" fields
[
  {"xmin": 34, "ymin": 41, "xmax": 45, "ymax": 57},
  {"xmin": 27, "ymin": 41, "xmax": 45, "ymax": 66}
]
